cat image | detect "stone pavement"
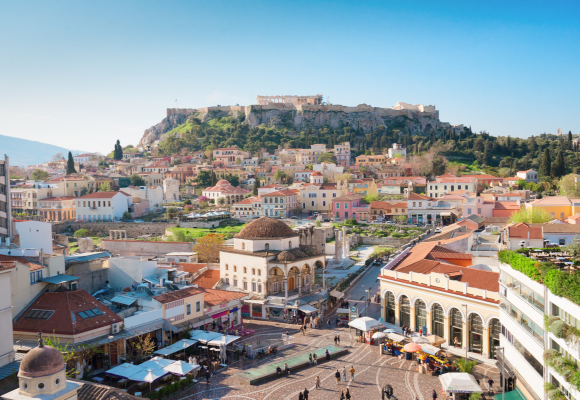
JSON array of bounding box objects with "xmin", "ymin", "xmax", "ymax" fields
[{"xmin": 176, "ymin": 320, "xmax": 441, "ymax": 400}]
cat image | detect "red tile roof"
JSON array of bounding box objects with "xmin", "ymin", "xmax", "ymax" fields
[
  {"xmin": 408, "ymin": 193, "xmax": 434, "ymax": 201},
  {"xmin": 494, "ymin": 202, "xmax": 520, "ymax": 210},
  {"xmin": 153, "ymin": 287, "xmax": 205, "ymax": 304},
  {"xmin": 13, "ymin": 290, "xmax": 122, "ymax": 335},
  {"xmin": 370, "ymin": 201, "xmax": 391, "ymax": 210},
  {"xmin": 191, "ymin": 270, "xmax": 221, "ymax": 289},
  {"xmin": 39, "ymin": 196, "xmax": 76, "ymax": 201},
  {"xmin": 0, "ymin": 255, "xmax": 44, "ymax": 271},
  {"xmin": 203, "ymin": 288, "xmax": 246, "ymax": 307},
  {"xmin": 178, "ymin": 263, "xmax": 207, "ymax": 274},
  {"xmin": 508, "ymin": 223, "xmax": 543, "ymax": 239}
]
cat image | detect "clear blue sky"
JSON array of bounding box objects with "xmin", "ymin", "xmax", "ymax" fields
[{"xmin": 1, "ymin": 0, "xmax": 579, "ymax": 155}]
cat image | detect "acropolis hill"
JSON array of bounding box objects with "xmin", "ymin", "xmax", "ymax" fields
[{"xmin": 138, "ymin": 95, "xmax": 458, "ymax": 148}]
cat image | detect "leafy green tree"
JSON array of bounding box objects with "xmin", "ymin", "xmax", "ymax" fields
[
  {"xmin": 114, "ymin": 140, "xmax": 123, "ymax": 160},
  {"xmin": 79, "ymin": 187, "xmax": 88, "ymax": 196},
  {"xmin": 130, "ymin": 174, "xmax": 146, "ymax": 186},
  {"xmin": 217, "ymin": 197, "xmax": 226, "ymax": 205},
  {"xmin": 211, "ymin": 172, "xmax": 217, "ymax": 186},
  {"xmin": 539, "ymin": 148, "xmax": 552, "ymax": 178},
  {"xmin": 553, "ymin": 150, "xmax": 565, "ymax": 178},
  {"xmin": 195, "ymin": 170, "xmax": 212, "ymax": 187},
  {"xmin": 431, "ymin": 157, "xmax": 447, "ymax": 176},
  {"xmin": 318, "ymin": 152, "xmax": 337, "ymax": 164},
  {"xmin": 558, "ymin": 174, "xmax": 580, "ymax": 198},
  {"xmin": 31, "ymin": 169, "xmax": 49, "ymax": 181},
  {"xmin": 99, "ymin": 182, "xmax": 113, "ymax": 192},
  {"xmin": 66, "ymin": 152, "xmax": 77, "ymax": 174},
  {"xmin": 305, "ymin": 164, "xmax": 313, "ymax": 170},
  {"xmin": 73, "ymin": 228, "xmax": 90, "ymax": 238},
  {"xmin": 224, "ymin": 173, "xmax": 240, "ymax": 186},
  {"xmin": 510, "ymin": 207, "xmax": 552, "ymax": 223},
  {"xmin": 121, "ymin": 211, "xmax": 132, "ymax": 221},
  {"xmin": 273, "ymin": 169, "xmax": 287, "ymax": 183}
]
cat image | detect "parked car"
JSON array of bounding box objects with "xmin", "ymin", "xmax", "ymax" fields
[
  {"xmin": 290, "ymin": 216, "xmax": 299, "ymax": 220},
  {"xmin": 323, "ymin": 218, "xmax": 331, "ymax": 222},
  {"xmin": 385, "ymin": 221, "xmax": 395, "ymax": 225},
  {"xmin": 371, "ymin": 220, "xmax": 382, "ymax": 224},
  {"xmin": 159, "ymin": 219, "xmax": 168, "ymax": 222},
  {"xmin": 434, "ymin": 227, "xmax": 442, "ymax": 233}
]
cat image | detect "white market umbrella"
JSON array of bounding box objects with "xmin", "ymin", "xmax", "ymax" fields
[
  {"xmin": 163, "ymin": 360, "xmax": 199, "ymax": 376},
  {"xmin": 412, "ymin": 335, "xmax": 431, "ymax": 344},
  {"xmin": 439, "ymin": 373, "xmax": 482, "ymax": 394},
  {"xmin": 128, "ymin": 368, "xmax": 168, "ymax": 391},
  {"xmin": 383, "ymin": 328, "xmax": 397, "ymax": 334},
  {"xmin": 372, "ymin": 332, "xmax": 386, "ymax": 339},
  {"xmin": 348, "ymin": 317, "xmax": 383, "ymax": 332},
  {"xmin": 138, "ymin": 357, "xmax": 174, "ymax": 370}
]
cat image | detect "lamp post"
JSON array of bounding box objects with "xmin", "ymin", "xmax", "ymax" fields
[
  {"xmin": 108, "ymin": 335, "xmax": 114, "ymax": 369},
  {"xmin": 365, "ymin": 289, "xmax": 370, "ymax": 317},
  {"xmin": 496, "ymin": 346, "xmax": 505, "ymax": 400},
  {"xmin": 362, "ymin": 285, "xmax": 367, "ymax": 317},
  {"xmin": 461, "ymin": 303, "xmax": 468, "ymax": 360}
]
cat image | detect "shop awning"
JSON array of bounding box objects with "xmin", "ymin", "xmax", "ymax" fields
[
  {"xmin": 439, "ymin": 373, "xmax": 482, "ymax": 393},
  {"xmin": 110, "ymin": 295, "xmax": 138, "ymax": 306},
  {"xmin": 207, "ymin": 335, "xmax": 241, "ymax": 346},
  {"xmin": 298, "ymin": 304, "xmax": 318, "ymax": 313},
  {"xmin": 493, "ymin": 388, "xmax": 525, "ymax": 400},
  {"xmin": 386, "ymin": 333, "xmax": 406, "ymax": 343},
  {"xmin": 440, "ymin": 211, "xmax": 452, "ymax": 217},
  {"xmin": 348, "ymin": 317, "xmax": 383, "ymax": 332},
  {"xmin": 329, "ymin": 290, "xmax": 344, "ymax": 300},
  {"xmin": 211, "ymin": 311, "xmax": 229, "ymax": 319},
  {"xmin": 420, "ymin": 344, "xmax": 441, "ymax": 355}
]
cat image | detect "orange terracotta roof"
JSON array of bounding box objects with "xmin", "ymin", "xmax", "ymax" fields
[
  {"xmin": 178, "ymin": 263, "xmax": 207, "ymax": 274},
  {"xmin": 508, "ymin": 223, "xmax": 543, "ymax": 239},
  {"xmin": 0, "ymin": 255, "xmax": 44, "ymax": 271},
  {"xmin": 408, "ymin": 193, "xmax": 434, "ymax": 201},
  {"xmin": 370, "ymin": 201, "xmax": 391, "ymax": 210},
  {"xmin": 191, "ymin": 269, "xmax": 221, "ymax": 289},
  {"xmin": 13, "ymin": 290, "xmax": 122, "ymax": 335},
  {"xmin": 203, "ymin": 288, "xmax": 247, "ymax": 307},
  {"xmin": 153, "ymin": 287, "xmax": 205, "ymax": 304}
]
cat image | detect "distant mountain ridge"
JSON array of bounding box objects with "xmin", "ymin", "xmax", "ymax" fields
[{"xmin": 0, "ymin": 134, "xmax": 89, "ymax": 166}]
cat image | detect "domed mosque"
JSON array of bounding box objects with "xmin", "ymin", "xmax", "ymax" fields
[
  {"xmin": 3, "ymin": 333, "xmax": 138, "ymax": 400},
  {"xmin": 219, "ymin": 217, "xmax": 327, "ymax": 320}
]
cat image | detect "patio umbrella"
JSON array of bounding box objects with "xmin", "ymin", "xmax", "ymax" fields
[
  {"xmin": 128, "ymin": 368, "xmax": 168, "ymax": 391},
  {"xmin": 348, "ymin": 317, "xmax": 383, "ymax": 332},
  {"xmin": 372, "ymin": 332, "xmax": 386, "ymax": 339},
  {"xmin": 403, "ymin": 343, "xmax": 422, "ymax": 352},
  {"xmin": 412, "ymin": 335, "xmax": 431, "ymax": 344},
  {"xmin": 427, "ymin": 335, "xmax": 446, "ymax": 346},
  {"xmin": 163, "ymin": 360, "xmax": 198, "ymax": 376}
]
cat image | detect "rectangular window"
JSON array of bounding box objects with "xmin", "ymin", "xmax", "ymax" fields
[
  {"xmin": 273, "ymin": 282, "xmax": 278, "ymax": 293},
  {"xmin": 458, "ymin": 185, "xmax": 462, "ymax": 190},
  {"xmin": 311, "ymin": 201, "xmax": 314, "ymax": 206},
  {"xmin": 195, "ymin": 301, "xmax": 201, "ymax": 313},
  {"xmin": 108, "ymin": 201, "xmax": 111, "ymax": 207},
  {"xmin": 561, "ymin": 212, "xmax": 565, "ymax": 219},
  {"xmin": 478, "ymin": 208, "xmax": 481, "ymax": 214},
  {"xmin": 344, "ymin": 203, "xmax": 348, "ymax": 209},
  {"xmin": 322, "ymin": 193, "xmax": 326, "ymax": 198},
  {"xmin": 30, "ymin": 272, "xmax": 36, "ymax": 284},
  {"xmin": 243, "ymin": 281, "xmax": 248, "ymax": 290},
  {"xmin": 252, "ymin": 282, "xmax": 256, "ymax": 291},
  {"xmin": 186, "ymin": 304, "xmax": 191, "ymax": 315},
  {"xmin": 559, "ymin": 238, "xmax": 566, "ymax": 246},
  {"xmin": 37, "ymin": 270, "xmax": 43, "ymax": 281}
]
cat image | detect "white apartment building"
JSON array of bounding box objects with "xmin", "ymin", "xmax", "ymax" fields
[
  {"xmin": 313, "ymin": 162, "xmax": 344, "ymax": 174},
  {"xmin": 120, "ymin": 185, "xmax": 164, "ymax": 209},
  {"xmin": 387, "ymin": 143, "xmax": 407, "ymax": 159},
  {"xmin": 231, "ymin": 196, "xmax": 263, "ymax": 218},
  {"xmin": 261, "ymin": 189, "xmax": 299, "ymax": 218},
  {"xmin": 294, "ymin": 170, "xmax": 314, "ymax": 182},
  {"xmin": 516, "ymin": 169, "xmax": 539, "ymax": 183},
  {"xmin": 213, "ymin": 148, "xmax": 250, "ymax": 166},
  {"xmin": 75, "ymin": 191, "xmax": 132, "ymax": 222},
  {"xmin": 427, "ymin": 178, "xmax": 476, "ymax": 198},
  {"xmin": 334, "ymin": 142, "xmax": 351, "ymax": 167}
]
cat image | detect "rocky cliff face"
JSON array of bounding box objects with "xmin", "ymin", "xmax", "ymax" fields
[
  {"xmin": 138, "ymin": 105, "xmax": 444, "ymax": 148},
  {"xmin": 138, "ymin": 113, "xmax": 186, "ymax": 149}
]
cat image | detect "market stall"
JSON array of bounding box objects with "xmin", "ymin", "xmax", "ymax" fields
[
  {"xmin": 337, "ymin": 308, "xmax": 350, "ymax": 325},
  {"xmin": 439, "ymin": 373, "xmax": 482, "ymax": 400},
  {"xmin": 348, "ymin": 317, "xmax": 384, "ymax": 344}
]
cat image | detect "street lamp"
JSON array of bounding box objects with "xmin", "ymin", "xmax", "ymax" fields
[
  {"xmin": 461, "ymin": 303, "xmax": 468, "ymax": 360},
  {"xmin": 496, "ymin": 346, "xmax": 505, "ymax": 400},
  {"xmin": 108, "ymin": 335, "xmax": 114, "ymax": 369}
]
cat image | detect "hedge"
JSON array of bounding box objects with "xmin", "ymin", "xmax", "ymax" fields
[{"xmin": 499, "ymin": 250, "xmax": 580, "ymax": 305}]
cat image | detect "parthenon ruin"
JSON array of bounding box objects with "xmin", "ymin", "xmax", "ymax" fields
[{"xmin": 256, "ymin": 94, "xmax": 323, "ymax": 106}]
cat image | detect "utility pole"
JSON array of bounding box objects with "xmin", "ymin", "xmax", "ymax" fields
[{"xmin": 462, "ymin": 303, "xmax": 468, "ymax": 360}]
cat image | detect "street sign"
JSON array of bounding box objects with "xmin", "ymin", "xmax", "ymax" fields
[{"xmin": 349, "ymin": 306, "xmax": 358, "ymax": 321}]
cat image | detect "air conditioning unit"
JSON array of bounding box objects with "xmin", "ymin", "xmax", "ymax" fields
[{"xmin": 111, "ymin": 323, "xmax": 121, "ymax": 334}]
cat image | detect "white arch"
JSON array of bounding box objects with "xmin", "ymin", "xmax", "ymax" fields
[
  {"xmin": 485, "ymin": 315, "xmax": 500, "ymax": 329},
  {"xmin": 411, "ymin": 297, "xmax": 428, "ymax": 308},
  {"xmin": 396, "ymin": 292, "xmax": 410, "ymax": 304},
  {"xmin": 467, "ymin": 310, "xmax": 485, "ymax": 327},
  {"xmin": 447, "ymin": 305, "xmax": 466, "ymax": 321},
  {"xmin": 381, "ymin": 288, "xmax": 396, "ymax": 299},
  {"xmin": 428, "ymin": 300, "xmax": 447, "ymax": 317}
]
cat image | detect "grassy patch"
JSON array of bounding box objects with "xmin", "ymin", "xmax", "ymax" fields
[{"xmin": 167, "ymin": 223, "xmax": 246, "ymax": 241}]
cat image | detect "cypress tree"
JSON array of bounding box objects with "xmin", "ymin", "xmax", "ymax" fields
[
  {"xmin": 66, "ymin": 152, "xmax": 77, "ymax": 175},
  {"xmin": 253, "ymin": 177, "xmax": 260, "ymax": 195},
  {"xmin": 553, "ymin": 150, "xmax": 565, "ymax": 178},
  {"xmin": 211, "ymin": 171, "xmax": 217, "ymax": 186},
  {"xmin": 539, "ymin": 148, "xmax": 552, "ymax": 178}
]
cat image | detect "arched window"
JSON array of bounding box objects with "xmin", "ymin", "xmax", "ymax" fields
[
  {"xmin": 399, "ymin": 296, "xmax": 410, "ymax": 327},
  {"xmin": 242, "ymin": 242, "xmax": 245, "ymax": 250},
  {"xmin": 288, "ymin": 240, "xmax": 291, "ymax": 248},
  {"xmin": 252, "ymin": 268, "xmax": 255, "ymax": 275},
  {"xmin": 469, "ymin": 314, "xmax": 483, "ymax": 354},
  {"xmin": 450, "ymin": 308, "xmax": 464, "ymax": 348},
  {"xmin": 234, "ymin": 266, "xmax": 237, "ymax": 272},
  {"xmin": 243, "ymin": 267, "xmax": 247, "ymax": 273},
  {"xmin": 257, "ymin": 283, "xmax": 262, "ymax": 293},
  {"xmin": 225, "ymin": 264, "xmax": 228, "ymax": 271},
  {"xmin": 489, "ymin": 318, "xmax": 501, "ymax": 358},
  {"xmin": 243, "ymin": 278, "xmax": 248, "ymax": 291},
  {"xmin": 252, "ymin": 280, "xmax": 256, "ymax": 292},
  {"xmin": 258, "ymin": 269, "xmax": 261, "ymax": 276},
  {"xmin": 432, "ymin": 303, "xmax": 444, "ymax": 337},
  {"xmin": 385, "ymin": 292, "xmax": 395, "ymax": 324},
  {"xmin": 415, "ymin": 299, "xmax": 427, "ymax": 331},
  {"xmin": 265, "ymin": 243, "xmax": 269, "ymax": 250}
]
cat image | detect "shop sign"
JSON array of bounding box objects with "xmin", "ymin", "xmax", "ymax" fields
[{"xmin": 349, "ymin": 306, "xmax": 358, "ymax": 321}]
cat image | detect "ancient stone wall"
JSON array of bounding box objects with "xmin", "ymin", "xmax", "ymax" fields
[
  {"xmin": 52, "ymin": 222, "xmax": 175, "ymax": 237},
  {"xmin": 100, "ymin": 239, "xmax": 195, "ymax": 257},
  {"xmin": 358, "ymin": 236, "xmax": 410, "ymax": 247}
]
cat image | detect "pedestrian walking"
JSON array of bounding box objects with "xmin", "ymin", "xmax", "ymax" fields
[
  {"xmin": 335, "ymin": 369, "xmax": 341, "ymax": 385},
  {"xmin": 205, "ymin": 369, "xmax": 211, "ymax": 384},
  {"xmin": 432, "ymin": 388, "xmax": 438, "ymax": 400},
  {"xmin": 334, "ymin": 336, "xmax": 338, "ymax": 345},
  {"xmin": 285, "ymin": 363, "xmax": 290, "ymax": 376},
  {"xmin": 326, "ymin": 349, "xmax": 331, "ymax": 361},
  {"xmin": 337, "ymin": 335, "xmax": 340, "ymax": 345},
  {"xmin": 302, "ymin": 326, "xmax": 306, "ymax": 336},
  {"xmin": 327, "ymin": 319, "xmax": 331, "ymax": 329},
  {"xmin": 346, "ymin": 388, "xmax": 351, "ymax": 400},
  {"xmin": 304, "ymin": 388, "xmax": 309, "ymax": 400},
  {"xmin": 487, "ymin": 378, "xmax": 495, "ymax": 394},
  {"xmin": 309, "ymin": 353, "xmax": 312, "ymax": 365},
  {"xmin": 299, "ymin": 392, "xmax": 304, "ymax": 400},
  {"xmin": 349, "ymin": 366, "xmax": 355, "ymax": 381},
  {"xmin": 276, "ymin": 366, "xmax": 282, "ymax": 377},
  {"xmin": 340, "ymin": 389, "xmax": 345, "ymax": 400},
  {"xmin": 313, "ymin": 353, "xmax": 318, "ymax": 365},
  {"xmin": 315, "ymin": 375, "xmax": 321, "ymax": 389},
  {"xmin": 342, "ymin": 366, "xmax": 346, "ymax": 381}
]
